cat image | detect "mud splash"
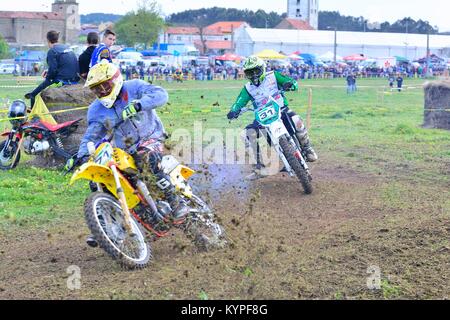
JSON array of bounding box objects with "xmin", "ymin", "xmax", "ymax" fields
[{"xmin": 189, "ymin": 164, "xmax": 251, "ymax": 202}]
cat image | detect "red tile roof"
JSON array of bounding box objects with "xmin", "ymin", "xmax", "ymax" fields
[
  {"xmin": 166, "ymin": 27, "xmax": 200, "ymax": 35},
  {"xmin": 0, "ymin": 11, "xmax": 64, "ymax": 20},
  {"xmin": 166, "ymin": 26, "xmax": 223, "ymax": 36},
  {"xmin": 194, "ymin": 40, "xmax": 233, "ymax": 50},
  {"xmin": 205, "ymin": 21, "xmax": 247, "ymax": 34},
  {"xmin": 280, "ymin": 18, "xmax": 314, "ymax": 30}
]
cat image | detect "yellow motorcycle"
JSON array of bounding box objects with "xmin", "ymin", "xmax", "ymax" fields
[{"xmin": 69, "ymin": 123, "xmax": 226, "ymax": 269}]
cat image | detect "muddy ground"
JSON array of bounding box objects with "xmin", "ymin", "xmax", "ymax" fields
[{"xmin": 0, "ymin": 154, "xmax": 449, "ymax": 300}]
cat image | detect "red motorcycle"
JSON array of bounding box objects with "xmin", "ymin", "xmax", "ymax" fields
[{"xmin": 0, "ymin": 100, "xmax": 82, "ymax": 170}]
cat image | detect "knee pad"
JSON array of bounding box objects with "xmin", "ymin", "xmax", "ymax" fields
[
  {"xmin": 291, "ymin": 115, "xmax": 304, "ymax": 132},
  {"xmin": 148, "ymin": 152, "xmax": 163, "ymax": 174}
]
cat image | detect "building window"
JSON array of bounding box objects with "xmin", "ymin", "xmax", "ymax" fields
[{"xmin": 177, "ymin": 36, "xmax": 181, "ymax": 41}]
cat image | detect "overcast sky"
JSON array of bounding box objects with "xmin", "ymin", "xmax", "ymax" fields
[{"xmin": 0, "ymin": 0, "xmax": 449, "ymax": 32}]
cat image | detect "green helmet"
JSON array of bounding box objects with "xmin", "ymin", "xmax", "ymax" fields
[{"xmin": 243, "ymin": 55, "xmax": 266, "ymax": 86}]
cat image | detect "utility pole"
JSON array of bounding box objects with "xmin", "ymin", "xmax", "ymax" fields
[
  {"xmin": 426, "ymin": 32, "xmax": 431, "ymax": 78},
  {"xmin": 334, "ymin": 27, "xmax": 337, "ymax": 64}
]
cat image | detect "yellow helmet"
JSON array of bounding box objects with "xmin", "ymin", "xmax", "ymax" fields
[{"xmin": 85, "ymin": 60, "xmax": 123, "ymax": 108}]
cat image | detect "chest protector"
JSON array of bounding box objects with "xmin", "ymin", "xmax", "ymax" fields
[{"xmin": 245, "ymin": 71, "xmax": 284, "ymax": 110}]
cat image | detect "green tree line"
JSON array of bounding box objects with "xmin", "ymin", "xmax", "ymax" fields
[{"xmin": 166, "ymin": 8, "xmax": 440, "ymax": 34}]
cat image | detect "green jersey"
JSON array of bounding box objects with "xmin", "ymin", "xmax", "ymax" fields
[{"xmin": 230, "ymin": 71, "xmax": 298, "ymax": 113}]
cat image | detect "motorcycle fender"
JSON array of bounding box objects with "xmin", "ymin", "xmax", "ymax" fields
[
  {"xmin": 267, "ymin": 120, "xmax": 289, "ymax": 141},
  {"xmin": 70, "ymin": 162, "xmax": 140, "ymax": 209},
  {"xmin": 169, "ymin": 165, "xmax": 194, "ymax": 198}
]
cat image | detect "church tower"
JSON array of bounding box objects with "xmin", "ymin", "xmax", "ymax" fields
[
  {"xmin": 287, "ymin": 0, "xmax": 319, "ymax": 30},
  {"xmin": 51, "ymin": 0, "xmax": 80, "ymax": 43}
]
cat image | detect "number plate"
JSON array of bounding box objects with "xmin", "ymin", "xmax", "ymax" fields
[
  {"xmin": 257, "ymin": 105, "xmax": 278, "ymax": 122},
  {"xmin": 94, "ymin": 143, "xmax": 114, "ymax": 165}
]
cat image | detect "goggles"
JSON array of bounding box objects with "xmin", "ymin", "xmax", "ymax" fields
[
  {"xmin": 244, "ymin": 67, "xmax": 263, "ymax": 79},
  {"xmin": 90, "ymin": 79, "xmax": 114, "ymax": 98}
]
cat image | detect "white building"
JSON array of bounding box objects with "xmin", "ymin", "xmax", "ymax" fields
[
  {"xmin": 287, "ymin": 0, "xmax": 319, "ymax": 30},
  {"xmin": 234, "ymin": 27, "xmax": 450, "ymax": 60}
]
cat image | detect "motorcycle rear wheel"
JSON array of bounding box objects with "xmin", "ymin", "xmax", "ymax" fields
[
  {"xmin": 0, "ymin": 140, "xmax": 20, "ymax": 170},
  {"xmin": 84, "ymin": 192, "xmax": 152, "ymax": 269},
  {"xmin": 279, "ymin": 135, "xmax": 313, "ymax": 194}
]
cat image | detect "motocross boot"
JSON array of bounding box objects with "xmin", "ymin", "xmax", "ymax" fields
[
  {"xmin": 245, "ymin": 162, "xmax": 266, "ymax": 181},
  {"xmin": 155, "ymin": 172, "xmax": 190, "ymax": 220},
  {"xmin": 245, "ymin": 134, "xmax": 267, "ymax": 181},
  {"xmin": 86, "ymin": 235, "xmax": 98, "ymax": 248},
  {"xmin": 296, "ymin": 126, "xmax": 318, "ymax": 162}
]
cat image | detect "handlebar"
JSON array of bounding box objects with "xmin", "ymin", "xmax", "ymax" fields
[{"xmin": 230, "ymin": 90, "xmax": 288, "ymax": 121}]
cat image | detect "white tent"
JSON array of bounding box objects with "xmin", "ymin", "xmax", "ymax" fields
[
  {"xmin": 234, "ymin": 27, "xmax": 450, "ymax": 60},
  {"xmin": 319, "ymin": 51, "xmax": 343, "ymax": 62}
]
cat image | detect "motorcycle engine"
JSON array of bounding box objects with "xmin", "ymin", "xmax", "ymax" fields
[
  {"xmin": 135, "ymin": 201, "xmax": 172, "ymax": 234},
  {"xmin": 23, "ymin": 136, "xmax": 50, "ymax": 154}
]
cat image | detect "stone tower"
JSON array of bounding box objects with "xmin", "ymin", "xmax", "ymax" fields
[
  {"xmin": 287, "ymin": 0, "xmax": 319, "ymax": 30},
  {"xmin": 51, "ymin": 0, "xmax": 80, "ymax": 44}
]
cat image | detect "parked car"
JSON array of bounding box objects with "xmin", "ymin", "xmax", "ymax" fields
[
  {"xmin": 0, "ymin": 64, "xmax": 20, "ymax": 75},
  {"xmin": 115, "ymin": 52, "xmax": 144, "ymax": 67}
]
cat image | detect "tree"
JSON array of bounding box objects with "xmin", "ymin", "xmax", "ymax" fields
[
  {"xmin": 0, "ymin": 35, "xmax": 11, "ymax": 59},
  {"xmin": 318, "ymin": 11, "xmax": 438, "ymax": 34},
  {"xmin": 114, "ymin": 0, "xmax": 165, "ymax": 49},
  {"xmin": 166, "ymin": 7, "xmax": 283, "ymax": 28},
  {"xmin": 191, "ymin": 14, "xmax": 210, "ymax": 55}
]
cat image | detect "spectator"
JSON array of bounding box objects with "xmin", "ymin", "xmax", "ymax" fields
[
  {"xmin": 78, "ymin": 32, "xmax": 99, "ymax": 80},
  {"xmin": 346, "ymin": 73, "xmax": 356, "ymax": 94},
  {"xmin": 125, "ymin": 66, "xmax": 131, "ymax": 80},
  {"xmin": 389, "ymin": 75, "xmax": 395, "ymax": 91},
  {"xmin": 139, "ymin": 66, "xmax": 145, "ymax": 80},
  {"xmin": 89, "ymin": 29, "xmax": 116, "ymax": 68},
  {"xmin": 25, "ymin": 30, "xmax": 79, "ymax": 107},
  {"xmin": 396, "ymin": 74, "xmax": 404, "ymax": 92}
]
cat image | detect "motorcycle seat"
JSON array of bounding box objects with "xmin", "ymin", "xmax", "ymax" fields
[{"xmin": 40, "ymin": 119, "xmax": 82, "ymax": 132}]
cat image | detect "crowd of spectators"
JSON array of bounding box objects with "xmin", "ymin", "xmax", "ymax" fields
[{"xmin": 120, "ymin": 60, "xmax": 448, "ymax": 83}]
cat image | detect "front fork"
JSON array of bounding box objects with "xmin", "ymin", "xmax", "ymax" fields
[
  {"xmin": 110, "ymin": 164, "xmax": 136, "ymax": 237},
  {"xmin": 4, "ymin": 130, "xmax": 23, "ymax": 168}
]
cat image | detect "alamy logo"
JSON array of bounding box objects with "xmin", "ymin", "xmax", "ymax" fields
[
  {"xmin": 366, "ymin": 265, "xmax": 381, "ymax": 290},
  {"xmin": 67, "ymin": 265, "xmax": 81, "ymax": 290}
]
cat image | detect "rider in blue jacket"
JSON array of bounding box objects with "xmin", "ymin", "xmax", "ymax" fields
[{"xmin": 68, "ymin": 60, "xmax": 189, "ymax": 247}]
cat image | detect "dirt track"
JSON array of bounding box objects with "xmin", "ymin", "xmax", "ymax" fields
[{"xmin": 0, "ymin": 155, "xmax": 449, "ymax": 299}]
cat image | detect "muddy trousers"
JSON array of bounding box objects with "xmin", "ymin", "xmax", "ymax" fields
[
  {"xmin": 133, "ymin": 140, "xmax": 185, "ymax": 216},
  {"xmin": 244, "ymin": 109, "xmax": 311, "ymax": 166}
]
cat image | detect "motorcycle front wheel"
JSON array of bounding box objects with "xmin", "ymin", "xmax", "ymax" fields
[
  {"xmin": 279, "ymin": 135, "xmax": 313, "ymax": 194},
  {"xmin": 183, "ymin": 194, "xmax": 228, "ymax": 251},
  {"xmin": 0, "ymin": 140, "xmax": 20, "ymax": 170},
  {"xmin": 84, "ymin": 192, "xmax": 152, "ymax": 269}
]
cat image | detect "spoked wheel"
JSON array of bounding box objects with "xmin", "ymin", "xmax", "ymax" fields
[
  {"xmin": 0, "ymin": 140, "xmax": 20, "ymax": 170},
  {"xmin": 279, "ymin": 135, "xmax": 313, "ymax": 194},
  {"xmin": 183, "ymin": 194, "xmax": 227, "ymax": 251},
  {"xmin": 84, "ymin": 192, "xmax": 152, "ymax": 269}
]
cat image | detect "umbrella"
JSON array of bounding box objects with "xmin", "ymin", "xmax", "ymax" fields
[
  {"xmin": 288, "ymin": 53, "xmax": 303, "ymax": 60},
  {"xmin": 343, "ymin": 54, "xmax": 367, "ymax": 61},
  {"xmin": 216, "ymin": 53, "xmax": 242, "ymax": 61},
  {"xmin": 255, "ymin": 49, "xmax": 287, "ymax": 60},
  {"xmin": 395, "ymin": 56, "xmax": 410, "ymax": 63}
]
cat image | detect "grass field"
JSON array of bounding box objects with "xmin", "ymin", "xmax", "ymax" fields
[
  {"xmin": 1, "ymin": 75, "xmax": 448, "ymax": 226},
  {"xmin": 0, "ymin": 75, "xmax": 449, "ymax": 299}
]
